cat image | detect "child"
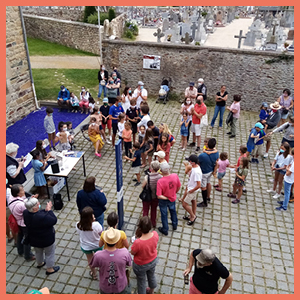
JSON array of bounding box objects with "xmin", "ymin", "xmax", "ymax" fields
[
  {"xmin": 142, "ymin": 128, "xmax": 154, "ymax": 169},
  {"xmin": 137, "ymin": 105, "xmax": 151, "ymax": 130},
  {"xmin": 267, "ymin": 142, "xmax": 291, "ymax": 199},
  {"xmin": 259, "ymin": 102, "xmax": 269, "ymax": 124},
  {"xmin": 122, "ymin": 121, "xmax": 132, "ymax": 158},
  {"xmin": 124, "ymin": 142, "xmax": 141, "ymax": 186},
  {"xmin": 89, "ymin": 96, "xmax": 95, "ymax": 113},
  {"xmin": 231, "ymin": 145, "xmax": 248, "ymax": 193},
  {"xmin": 147, "ymin": 120, "xmax": 160, "ymax": 151},
  {"xmin": 30, "ymin": 149, "xmax": 49, "ymax": 198},
  {"xmin": 138, "ymin": 125, "xmax": 146, "ymax": 152},
  {"xmin": 76, "ymin": 206, "xmax": 103, "ymax": 280},
  {"xmin": 126, "ymin": 99, "xmax": 139, "ymax": 143},
  {"xmin": 118, "ymin": 113, "xmax": 126, "ymax": 149},
  {"xmin": 157, "ymin": 133, "xmax": 171, "ymax": 163},
  {"xmin": 159, "ymin": 123, "xmax": 176, "ymax": 147},
  {"xmin": 227, "ymin": 157, "xmax": 249, "ymax": 204},
  {"xmin": 246, "ymin": 126, "xmax": 258, "ymax": 158},
  {"xmin": 180, "ymin": 112, "xmax": 190, "ymax": 150},
  {"xmin": 250, "ymin": 122, "xmax": 266, "ymax": 164},
  {"xmin": 70, "ymin": 92, "xmax": 80, "ymax": 113},
  {"xmin": 66, "ymin": 121, "xmax": 76, "ymax": 150},
  {"xmin": 214, "ymin": 152, "xmax": 230, "ymax": 192},
  {"xmin": 90, "ymin": 107, "xmax": 108, "ymax": 143},
  {"xmin": 55, "ymin": 121, "xmax": 73, "ymax": 151},
  {"xmin": 79, "ymin": 90, "xmax": 89, "ymax": 114},
  {"xmin": 88, "ymin": 117, "xmax": 104, "ymax": 158},
  {"xmin": 202, "ymin": 137, "xmax": 218, "ymax": 155},
  {"xmin": 100, "ymin": 98, "xmax": 112, "ymax": 141},
  {"xmin": 44, "ymin": 107, "xmax": 56, "ymax": 150}
]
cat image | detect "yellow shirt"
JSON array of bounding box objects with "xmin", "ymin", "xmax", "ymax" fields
[
  {"xmin": 100, "ymin": 229, "xmax": 127, "ymax": 249},
  {"xmin": 203, "ymin": 145, "xmax": 208, "ymax": 151}
]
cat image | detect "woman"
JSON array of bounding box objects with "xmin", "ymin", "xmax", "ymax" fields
[
  {"xmin": 226, "ymin": 94, "xmax": 241, "ymax": 138},
  {"xmin": 180, "ymin": 97, "xmax": 194, "ymax": 143},
  {"xmin": 210, "ymin": 85, "xmax": 228, "ymax": 129},
  {"xmin": 276, "ymin": 88, "xmax": 293, "ymax": 126},
  {"xmin": 121, "ymin": 87, "xmax": 132, "ymax": 113},
  {"xmin": 76, "ymin": 176, "xmax": 107, "ymax": 227},
  {"xmin": 141, "ymin": 161, "xmax": 162, "ymax": 228},
  {"xmin": 106, "ymin": 76, "xmax": 119, "ymax": 106},
  {"xmin": 131, "ymin": 216, "xmax": 159, "ymax": 294},
  {"xmin": 88, "ymin": 117, "xmax": 104, "ymax": 158},
  {"xmin": 23, "ymin": 197, "xmax": 59, "ymax": 275},
  {"xmin": 269, "ymin": 116, "xmax": 294, "ymax": 148},
  {"xmin": 98, "ymin": 64, "xmax": 108, "ymax": 100}
]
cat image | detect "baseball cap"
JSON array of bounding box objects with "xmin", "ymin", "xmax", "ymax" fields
[
  {"xmin": 189, "ymin": 82, "xmax": 195, "ymax": 86},
  {"xmin": 138, "ymin": 81, "xmax": 144, "ymax": 86},
  {"xmin": 60, "ymin": 85, "xmax": 65, "ymax": 90},
  {"xmin": 103, "ymin": 98, "xmax": 108, "ymax": 103},
  {"xmin": 154, "ymin": 151, "xmax": 166, "ymax": 158},
  {"xmin": 262, "ymin": 102, "xmax": 268, "ymax": 108},
  {"xmin": 195, "ymin": 249, "xmax": 216, "ymax": 266},
  {"xmin": 254, "ymin": 122, "xmax": 264, "ymax": 129}
]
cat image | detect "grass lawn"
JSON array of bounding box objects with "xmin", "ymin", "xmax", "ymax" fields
[
  {"xmin": 32, "ymin": 69, "xmax": 99, "ymax": 100},
  {"xmin": 27, "ymin": 37, "xmax": 97, "ymax": 56}
]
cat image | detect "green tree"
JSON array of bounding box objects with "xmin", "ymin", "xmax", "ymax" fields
[
  {"xmin": 108, "ymin": 7, "xmax": 116, "ymax": 21},
  {"xmin": 83, "ymin": 6, "xmax": 96, "ymax": 22}
]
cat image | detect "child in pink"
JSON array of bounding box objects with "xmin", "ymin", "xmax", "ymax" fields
[{"xmin": 214, "ymin": 152, "xmax": 230, "ymax": 191}]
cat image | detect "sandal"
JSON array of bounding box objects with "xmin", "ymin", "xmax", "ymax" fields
[
  {"xmin": 187, "ymin": 217, "xmax": 197, "ymax": 226},
  {"xmin": 232, "ymin": 199, "xmax": 240, "ymax": 204},
  {"xmin": 89, "ymin": 271, "xmax": 97, "ymax": 280},
  {"xmin": 215, "ymin": 188, "xmax": 222, "ymax": 192},
  {"xmin": 213, "ymin": 184, "xmax": 219, "ymax": 188},
  {"xmin": 183, "ymin": 216, "xmax": 190, "ymax": 221},
  {"xmin": 227, "ymin": 193, "xmax": 236, "ymax": 198}
]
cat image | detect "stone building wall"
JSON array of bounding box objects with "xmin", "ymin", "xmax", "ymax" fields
[{"xmin": 6, "ymin": 6, "xmax": 36, "ymax": 128}]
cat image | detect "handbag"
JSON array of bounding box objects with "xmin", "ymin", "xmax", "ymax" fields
[
  {"xmin": 282, "ymin": 108, "xmax": 289, "ymax": 115},
  {"xmin": 8, "ymin": 199, "xmax": 21, "ymax": 234},
  {"xmin": 200, "ymin": 113, "xmax": 208, "ymax": 127},
  {"xmin": 53, "ymin": 193, "xmax": 64, "ymax": 210},
  {"xmin": 139, "ymin": 174, "xmax": 152, "ymax": 202},
  {"xmin": 100, "ymin": 80, "xmax": 106, "ymax": 86},
  {"xmin": 226, "ymin": 111, "xmax": 233, "ymax": 126}
]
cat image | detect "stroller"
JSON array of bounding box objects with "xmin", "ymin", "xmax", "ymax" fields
[{"xmin": 156, "ymin": 78, "xmax": 171, "ymax": 104}]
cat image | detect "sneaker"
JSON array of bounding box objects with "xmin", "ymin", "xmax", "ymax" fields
[
  {"xmin": 267, "ymin": 189, "xmax": 276, "ymax": 194},
  {"xmin": 158, "ymin": 227, "xmax": 168, "ymax": 236},
  {"xmin": 275, "ymin": 206, "xmax": 287, "ymax": 211},
  {"xmin": 227, "ymin": 193, "xmax": 236, "ymax": 198},
  {"xmin": 243, "ymin": 189, "xmax": 247, "ymax": 194},
  {"xmin": 232, "ymin": 199, "xmax": 240, "ymax": 204},
  {"xmin": 109, "ymin": 136, "xmax": 112, "ymax": 141},
  {"xmin": 206, "ymin": 198, "xmax": 211, "ymax": 203},
  {"xmin": 273, "ymin": 193, "xmax": 281, "ymax": 199},
  {"xmin": 134, "ymin": 182, "xmax": 141, "ymax": 186},
  {"xmin": 106, "ymin": 140, "xmax": 111, "ymax": 144},
  {"xmin": 250, "ymin": 158, "xmax": 256, "ymax": 163},
  {"xmin": 227, "ymin": 132, "xmax": 232, "ymax": 135},
  {"xmin": 182, "ymin": 148, "xmax": 186, "ymax": 151},
  {"xmin": 195, "ymin": 147, "xmax": 200, "ymax": 152},
  {"xmin": 189, "ymin": 142, "xmax": 196, "ymax": 147},
  {"xmin": 229, "ymin": 135, "xmax": 236, "ymax": 138},
  {"xmin": 277, "ymin": 201, "xmax": 283, "ymax": 205},
  {"xmin": 197, "ymin": 202, "xmax": 207, "ymax": 207},
  {"xmin": 132, "ymin": 179, "xmax": 138, "ymax": 182},
  {"xmin": 263, "ymin": 153, "xmax": 269, "ymax": 158},
  {"xmin": 256, "ymin": 159, "xmax": 259, "ymax": 164},
  {"xmin": 219, "ymin": 127, "xmax": 223, "ymax": 130}
]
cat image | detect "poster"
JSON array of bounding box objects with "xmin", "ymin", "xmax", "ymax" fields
[{"xmin": 143, "ymin": 54, "xmax": 161, "ymax": 70}]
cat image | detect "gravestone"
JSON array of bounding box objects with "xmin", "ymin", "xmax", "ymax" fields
[
  {"xmin": 287, "ymin": 29, "xmax": 294, "ymax": 40},
  {"xmin": 234, "ymin": 30, "xmax": 246, "ymax": 48},
  {"xmin": 181, "ymin": 32, "xmax": 192, "ymax": 44},
  {"xmin": 223, "ymin": 11, "xmax": 228, "ymax": 24},
  {"xmin": 153, "ymin": 28, "xmax": 164, "ymax": 42},
  {"xmin": 243, "ymin": 30, "xmax": 256, "ymax": 47},
  {"xmin": 191, "ymin": 22, "xmax": 197, "ymax": 40},
  {"xmin": 162, "ymin": 18, "xmax": 170, "ymax": 32},
  {"xmin": 182, "ymin": 22, "xmax": 191, "ymax": 36},
  {"xmin": 182, "ymin": 10, "xmax": 189, "ymax": 22},
  {"xmin": 286, "ymin": 11, "xmax": 294, "ymax": 28},
  {"xmin": 206, "ymin": 18, "xmax": 215, "ymax": 33},
  {"xmin": 173, "ymin": 13, "xmax": 179, "ymax": 24},
  {"xmin": 216, "ymin": 10, "xmax": 223, "ymax": 23},
  {"xmin": 173, "ymin": 23, "xmax": 181, "ymax": 43},
  {"xmin": 169, "ymin": 20, "xmax": 175, "ymax": 30}
]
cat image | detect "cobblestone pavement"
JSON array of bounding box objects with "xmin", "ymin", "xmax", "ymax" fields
[{"xmin": 6, "ymin": 98, "xmax": 294, "ymax": 294}]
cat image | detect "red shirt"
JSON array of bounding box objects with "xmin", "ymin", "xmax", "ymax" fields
[
  {"xmin": 237, "ymin": 153, "xmax": 247, "ymax": 167},
  {"xmin": 158, "ymin": 142, "xmax": 171, "ymax": 162},
  {"xmin": 131, "ymin": 231, "xmax": 159, "ymax": 265},
  {"xmin": 192, "ymin": 103, "xmax": 207, "ymax": 125},
  {"xmin": 156, "ymin": 173, "xmax": 181, "ymax": 202}
]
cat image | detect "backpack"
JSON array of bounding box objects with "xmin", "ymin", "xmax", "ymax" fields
[
  {"xmin": 53, "ymin": 193, "xmax": 63, "ymax": 210},
  {"xmin": 226, "ymin": 111, "xmax": 233, "ymax": 126}
]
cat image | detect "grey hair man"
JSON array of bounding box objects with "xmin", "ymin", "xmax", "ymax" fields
[{"xmin": 197, "ymin": 78, "xmax": 207, "ymax": 100}]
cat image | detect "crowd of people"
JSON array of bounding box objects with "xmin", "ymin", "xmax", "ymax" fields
[{"xmin": 6, "ymin": 67, "xmax": 294, "ymax": 294}]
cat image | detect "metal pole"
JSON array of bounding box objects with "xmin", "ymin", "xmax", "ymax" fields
[{"xmin": 97, "ymin": 6, "xmax": 103, "ymax": 64}]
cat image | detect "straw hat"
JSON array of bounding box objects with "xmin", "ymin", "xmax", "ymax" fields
[
  {"xmin": 102, "ymin": 227, "xmax": 121, "ymax": 245},
  {"xmin": 270, "ymin": 102, "xmax": 282, "ymax": 110}
]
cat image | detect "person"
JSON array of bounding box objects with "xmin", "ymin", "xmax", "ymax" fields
[
  {"xmin": 267, "ymin": 142, "xmax": 291, "ymax": 199},
  {"xmin": 185, "ymin": 82, "xmax": 198, "ymax": 104},
  {"xmin": 122, "ymin": 121, "xmax": 133, "ymax": 158},
  {"xmin": 57, "ymin": 85, "xmax": 70, "ymax": 111},
  {"xmin": 153, "ymin": 151, "xmax": 167, "ymax": 165},
  {"xmin": 99, "ymin": 212, "xmax": 129, "ymax": 249},
  {"xmin": 109, "ymin": 97, "xmax": 124, "ymax": 147},
  {"xmin": 131, "ymin": 216, "xmax": 159, "ymax": 294},
  {"xmin": 90, "ymin": 107, "xmax": 108, "ymax": 144},
  {"xmin": 158, "ymin": 123, "xmax": 176, "ymax": 147},
  {"xmin": 156, "ymin": 163, "xmax": 181, "ymax": 235},
  {"xmin": 23, "ymin": 197, "xmax": 59, "ymax": 275},
  {"xmin": 180, "ymin": 97, "xmax": 194, "ymax": 143},
  {"xmin": 214, "ymin": 152, "xmax": 230, "ymax": 192},
  {"xmin": 147, "ymin": 120, "xmax": 160, "ymax": 152},
  {"xmin": 70, "ymin": 92, "xmax": 80, "ymax": 113},
  {"xmin": 269, "ymin": 115, "xmax": 294, "ymax": 148},
  {"xmin": 55, "ymin": 121, "xmax": 73, "ymax": 151},
  {"xmin": 76, "ymin": 176, "xmax": 107, "ymax": 227},
  {"xmin": 132, "ymin": 81, "xmax": 148, "ymax": 109},
  {"xmin": 98, "ymin": 64, "xmax": 108, "ymax": 100},
  {"xmin": 6, "ymin": 143, "xmax": 26, "ymax": 186},
  {"xmin": 259, "ymin": 102, "xmax": 269, "ymax": 123},
  {"xmin": 6, "ymin": 181, "xmax": 18, "ymax": 245},
  {"xmin": 141, "ymin": 161, "xmax": 162, "ymax": 228},
  {"xmin": 7, "ymin": 184, "xmax": 36, "ymax": 261},
  {"xmin": 197, "ymin": 138, "xmax": 219, "ymax": 207},
  {"xmin": 88, "ymin": 96, "xmax": 96, "ymax": 114},
  {"xmin": 137, "ymin": 105, "xmax": 151, "ymax": 130},
  {"xmin": 197, "ymin": 78, "xmax": 207, "ymax": 101},
  {"xmin": 276, "ymin": 88, "xmax": 293, "ymax": 126},
  {"xmin": 157, "ymin": 133, "xmax": 171, "ymax": 163},
  {"xmin": 88, "ymin": 117, "xmax": 104, "ymax": 158},
  {"xmin": 276, "ymin": 148, "xmax": 294, "ymax": 211},
  {"xmin": 44, "ymin": 107, "xmax": 56, "ymax": 150},
  {"xmin": 121, "ymin": 87, "xmax": 132, "ymax": 112},
  {"xmin": 141, "ymin": 128, "xmax": 154, "ymax": 169},
  {"xmin": 76, "ymin": 206, "xmax": 103, "ymax": 280},
  {"xmin": 246, "ymin": 125, "xmax": 260, "ymax": 158},
  {"xmin": 263, "ymin": 102, "xmax": 282, "ymax": 158},
  {"xmin": 100, "ymin": 98, "xmax": 112, "ymax": 141},
  {"xmin": 89, "ymin": 227, "xmax": 132, "ymax": 294},
  {"xmin": 179, "ymin": 155, "xmax": 202, "ymax": 226},
  {"xmin": 190, "ymin": 96, "xmax": 207, "ymax": 152},
  {"xmin": 124, "ymin": 142, "xmax": 142, "ymax": 186},
  {"xmin": 210, "ymin": 85, "xmax": 228, "ymax": 129},
  {"xmin": 126, "ymin": 99, "xmax": 139, "ymax": 143},
  {"xmin": 250, "ymin": 123, "xmax": 266, "ymax": 164},
  {"xmin": 111, "ymin": 66, "xmax": 121, "ymax": 81},
  {"xmin": 226, "ymin": 94, "xmax": 241, "ymax": 138},
  {"xmin": 79, "ymin": 89, "xmax": 90, "ymax": 114},
  {"xmin": 227, "ymin": 157, "xmax": 249, "ymax": 204},
  {"xmin": 35, "ymin": 140, "xmax": 55, "ymax": 164},
  {"xmin": 180, "ymin": 112, "xmax": 190, "ymax": 151},
  {"xmin": 106, "ymin": 75, "xmax": 120, "ymax": 106},
  {"xmin": 183, "ymin": 248, "xmax": 233, "ymax": 294},
  {"xmin": 118, "ymin": 113, "xmax": 126, "ymax": 149}
]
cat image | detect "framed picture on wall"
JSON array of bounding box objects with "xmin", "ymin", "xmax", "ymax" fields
[{"xmin": 143, "ymin": 54, "xmax": 161, "ymax": 70}]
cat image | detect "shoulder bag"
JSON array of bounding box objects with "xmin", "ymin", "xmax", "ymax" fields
[{"xmin": 139, "ymin": 174, "xmax": 152, "ymax": 202}]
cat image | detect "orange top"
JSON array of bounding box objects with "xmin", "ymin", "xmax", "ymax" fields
[{"xmin": 122, "ymin": 129, "xmax": 132, "ymax": 142}]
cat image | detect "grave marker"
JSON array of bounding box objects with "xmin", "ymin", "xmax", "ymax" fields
[{"xmin": 234, "ymin": 30, "xmax": 246, "ymax": 49}]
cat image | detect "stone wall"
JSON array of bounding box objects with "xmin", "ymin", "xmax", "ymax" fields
[
  {"xmin": 6, "ymin": 6, "xmax": 36, "ymax": 128},
  {"xmin": 21, "ymin": 6, "xmax": 85, "ymax": 21}
]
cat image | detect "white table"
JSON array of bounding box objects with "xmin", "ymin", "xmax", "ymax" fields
[{"xmin": 44, "ymin": 151, "xmax": 86, "ymax": 201}]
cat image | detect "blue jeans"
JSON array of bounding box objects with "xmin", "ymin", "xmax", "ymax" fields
[
  {"xmin": 283, "ymin": 181, "xmax": 292, "ymax": 210},
  {"xmin": 96, "ymin": 213, "xmax": 104, "ymax": 228},
  {"xmin": 98, "ymin": 84, "xmax": 107, "ymax": 98},
  {"xmin": 210, "ymin": 105, "xmax": 226, "ymax": 128},
  {"xmin": 158, "ymin": 199, "xmax": 178, "ymax": 234}
]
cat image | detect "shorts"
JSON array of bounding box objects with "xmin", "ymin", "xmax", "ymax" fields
[
  {"xmin": 131, "ymin": 123, "xmax": 138, "ymax": 134},
  {"xmin": 112, "ymin": 123, "xmax": 118, "ymax": 135},
  {"xmin": 282, "ymin": 137, "xmax": 294, "ymax": 148},
  {"xmin": 102, "ymin": 119, "xmax": 112, "ymax": 130},
  {"xmin": 180, "ymin": 127, "xmax": 189, "ymax": 137},
  {"xmin": 140, "ymin": 145, "xmax": 146, "ymax": 153},
  {"xmin": 147, "ymin": 150, "xmax": 154, "ymax": 157},
  {"xmin": 217, "ymin": 172, "xmax": 226, "ymax": 180},
  {"xmin": 253, "ymin": 144, "xmax": 264, "ymax": 157},
  {"xmin": 201, "ymin": 172, "xmax": 212, "ymax": 188},
  {"xmin": 191, "ymin": 123, "xmax": 201, "ymax": 136},
  {"xmin": 132, "ymin": 166, "xmax": 140, "ymax": 174},
  {"xmin": 281, "ymin": 112, "xmax": 289, "ymax": 120},
  {"xmin": 99, "ymin": 125, "xmax": 103, "ymax": 131},
  {"xmin": 184, "ymin": 191, "xmax": 197, "ymax": 204},
  {"xmin": 108, "ymin": 97, "xmax": 116, "ymax": 105},
  {"xmin": 81, "ymin": 246, "xmax": 102, "ymax": 254},
  {"xmin": 276, "ymin": 169, "xmax": 286, "ymax": 175},
  {"xmin": 264, "ymin": 128, "xmax": 273, "ymax": 142}
]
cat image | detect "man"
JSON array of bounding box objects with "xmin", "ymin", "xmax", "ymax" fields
[
  {"xmin": 197, "ymin": 78, "xmax": 207, "ymax": 101},
  {"xmin": 111, "ymin": 66, "xmax": 121, "ymax": 80},
  {"xmin": 109, "ymin": 97, "xmax": 124, "ymax": 147},
  {"xmin": 90, "ymin": 227, "xmax": 132, "ymax": 294},
  {"xmin": 179, "ymin": 155, "xmax": 202, "ymax": 226},
  {"xmin": 57, "ymin": 85, "xmax": 70, "ymax": 110},
  {"xmin": 185, "ymin": 82, "xmax": 198, "ymax": 104},
  {"xmin": 133, "ymin": 81, "xmax": 148, "ymax": 109},
  {"xmin": 263, "ymin": 102, "xmax": 282, "ymax": 158},
  {"xmin": 111, "ymin": 71, "xmax": 121, "ymax": 96},
  {"xmin": 197, "ymin": 138, "xmax": 219, "ymax": 207},
  {"xmin": 184, "ymin": 248, "xmax": 233, "ymax": 294},
  {"xmin": 7, "ymin": 184, "xmax": 36, "ymax": 261},
  {"xmin": 156, "ymin": 163, "xmax": 181, "ymax": 235},
  {"xmin": 190, "ymin": 96, "xmax": 207, "ymax": 152}
]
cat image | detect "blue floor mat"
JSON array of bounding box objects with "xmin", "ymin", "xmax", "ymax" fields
[{"xmin": 6, "ymin": 107, "xmax": 89, "ymax": 174}]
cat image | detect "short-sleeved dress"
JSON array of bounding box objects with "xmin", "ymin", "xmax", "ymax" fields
[{"xmin": 32, "ymin": 159, "xmax": 46, "ymax": 186}]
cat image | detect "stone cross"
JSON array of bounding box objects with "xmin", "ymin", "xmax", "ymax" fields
[
  {"xmin": 234, "ymin": 30, "xmax": 246, "ymax": 49},
  {"xmin": 190, "ymin": 22, "xmax": 197, "ymax": 40},
  {"xmin": 153, "ymin": 28, "xmax": 164, "ymax": 42},
  {"xmin": 181, "ymin": 32, "xmax": 191, "ymax": 44}
]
